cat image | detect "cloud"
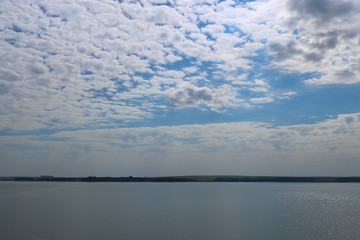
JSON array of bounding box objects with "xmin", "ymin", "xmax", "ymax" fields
[
  {"xmin": 0, "ymin": 82, "xmax": 10, "ymax": 95},
  {"xmin": 166, "ymin": 83, "xmax": 243, "ymax": 111},
  {"xmin": 29, "ymin": 63, "xmax": 48, "ymax": 75},
  {"xmin": 0, "ymin": 0, "xmax": 358, "ymax": 132},
  {"xmin": 1, "ymin": 113, "xmax": 360, "ymax": 176},
  {"xmin": 288, "ymin": 0, "xmax": 354, "ymax": 23},
  {"xmin": 250, "ymin": 97, "xmax": 274, "ymax": 104},
  {"xmin": 169, "ymin": 85, "xmax": 213, "ymax": 107},
  {"xmin": 264, "ymin": 0, "xmax": 360, "ymax": 85}
]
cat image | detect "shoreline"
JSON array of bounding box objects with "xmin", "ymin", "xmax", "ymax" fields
[{"xmin": 2, "ymin": 175, "xmax": 360, "ymax": 183}]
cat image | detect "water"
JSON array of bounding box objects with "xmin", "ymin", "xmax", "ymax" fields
[{"xmin": 1, "ymin": 182, "xmax": 360, "ymax": 240}]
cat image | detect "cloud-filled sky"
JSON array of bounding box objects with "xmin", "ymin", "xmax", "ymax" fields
[{"xmin": 1, "ymin": 0, "xmax": 360, "ymax": 177}]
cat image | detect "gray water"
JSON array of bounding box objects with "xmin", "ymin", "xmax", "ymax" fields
[{"xmin": 1, "ymin": 182, "xmax": 360, "ymax": 240}]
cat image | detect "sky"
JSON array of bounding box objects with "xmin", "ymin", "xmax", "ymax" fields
[{"xmin": 1, "ymin": 0, "xmax": 360, "ymax": 177}]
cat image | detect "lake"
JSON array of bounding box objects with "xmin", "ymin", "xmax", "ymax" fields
[{"xmin": 1, "ymin": 182, "xmax": 360, "ymax": 240}]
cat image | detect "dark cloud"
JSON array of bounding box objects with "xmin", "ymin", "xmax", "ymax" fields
[
  {"xmin": 343, "ymin": 31, "xmax": 358, "ymax": 39},
  {"xmin": 268, "ymin": 40, "xmax": 325, "ymax": 62},
  {"xmin": 335, "ymin": 69, "xmax": 355, "ymax": 77},
  {"xmin": 312, "ymin": 36, "xmax": 338, "ymax": 50},
  {"xmin": 268, "ymin": 41, "xmax": 302, "ymax": 61},
  {"xmin": 169, "ymin": 86, "xmax": 213, "ymax": 107},
  {"xmin": 304, "ymin": 52, "xmax": 324, "ymax": 62},
  {"xmin": 29, "ymin": 64, "xmax": 46, "ymax": 74},
  {"xmin": 268, "ymin": 37, "xmax": 339, "ymax": 63},
  {"xmin": 288, "ymin": 0, "xmax": 354, "ymax": 23},
  {"xmin": 325, "ymin": 37, "xmax": 338, "ymax": 49},
  {"xmin": 314, "ymin": 29, "xmax": 360, "ymax": 47},
  {"xmin": 278, "ymin": 0, "xmax": 360, "ymax": 72}
]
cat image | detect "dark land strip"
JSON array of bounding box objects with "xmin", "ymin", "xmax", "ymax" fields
[{"xmin": 1, "ymin": 175, "xmax": 360, "ymax": 183}]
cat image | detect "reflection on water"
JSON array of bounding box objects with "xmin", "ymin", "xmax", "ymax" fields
[{"xmin": 1, "ymin": 182, "xmax": 360, "ymax": 240}]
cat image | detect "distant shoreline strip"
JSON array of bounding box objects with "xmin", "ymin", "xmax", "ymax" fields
[{"xmin": 1, "ymin": 176, "xmax": 360, "ymax": 183}]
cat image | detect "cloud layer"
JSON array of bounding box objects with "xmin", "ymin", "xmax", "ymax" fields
[
  {"xmin": 1, "ymin": 0, "xmax": 359, "ymax": 131},
  {"xmin": 1, "ymin": 113, "xmax": 360, "ymax": 176}
]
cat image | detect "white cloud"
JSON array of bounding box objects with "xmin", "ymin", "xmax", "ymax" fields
[
  {"xmin": 182, "ymin": 66, "xmax": 198, "ymax": 75},
  {"xmin": 278, "ymin": 91, "xmax": 297, "ymax": 100},
  {"xmin": 250, "ymin": 97, "xmax": 274, "ymax": 104}
]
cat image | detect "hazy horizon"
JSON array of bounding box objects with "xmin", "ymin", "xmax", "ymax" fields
[{"xmin": 1, "ymin": 0, "xmax": 360, "ymax": 177}]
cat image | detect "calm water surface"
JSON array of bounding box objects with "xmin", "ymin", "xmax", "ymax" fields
[{"xmin": 1, "ymin": 182, "xmax": 360, "ymax": 240}]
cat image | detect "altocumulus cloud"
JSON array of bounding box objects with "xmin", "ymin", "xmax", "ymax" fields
[{"xmin": 5, "ymin": 0, "xmax": 360, "ymax": 130}]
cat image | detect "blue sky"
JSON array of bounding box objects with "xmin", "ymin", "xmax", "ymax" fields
[{"xmin": 1, "ymin": 0, "xmax": 360, "ymax": 176}]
